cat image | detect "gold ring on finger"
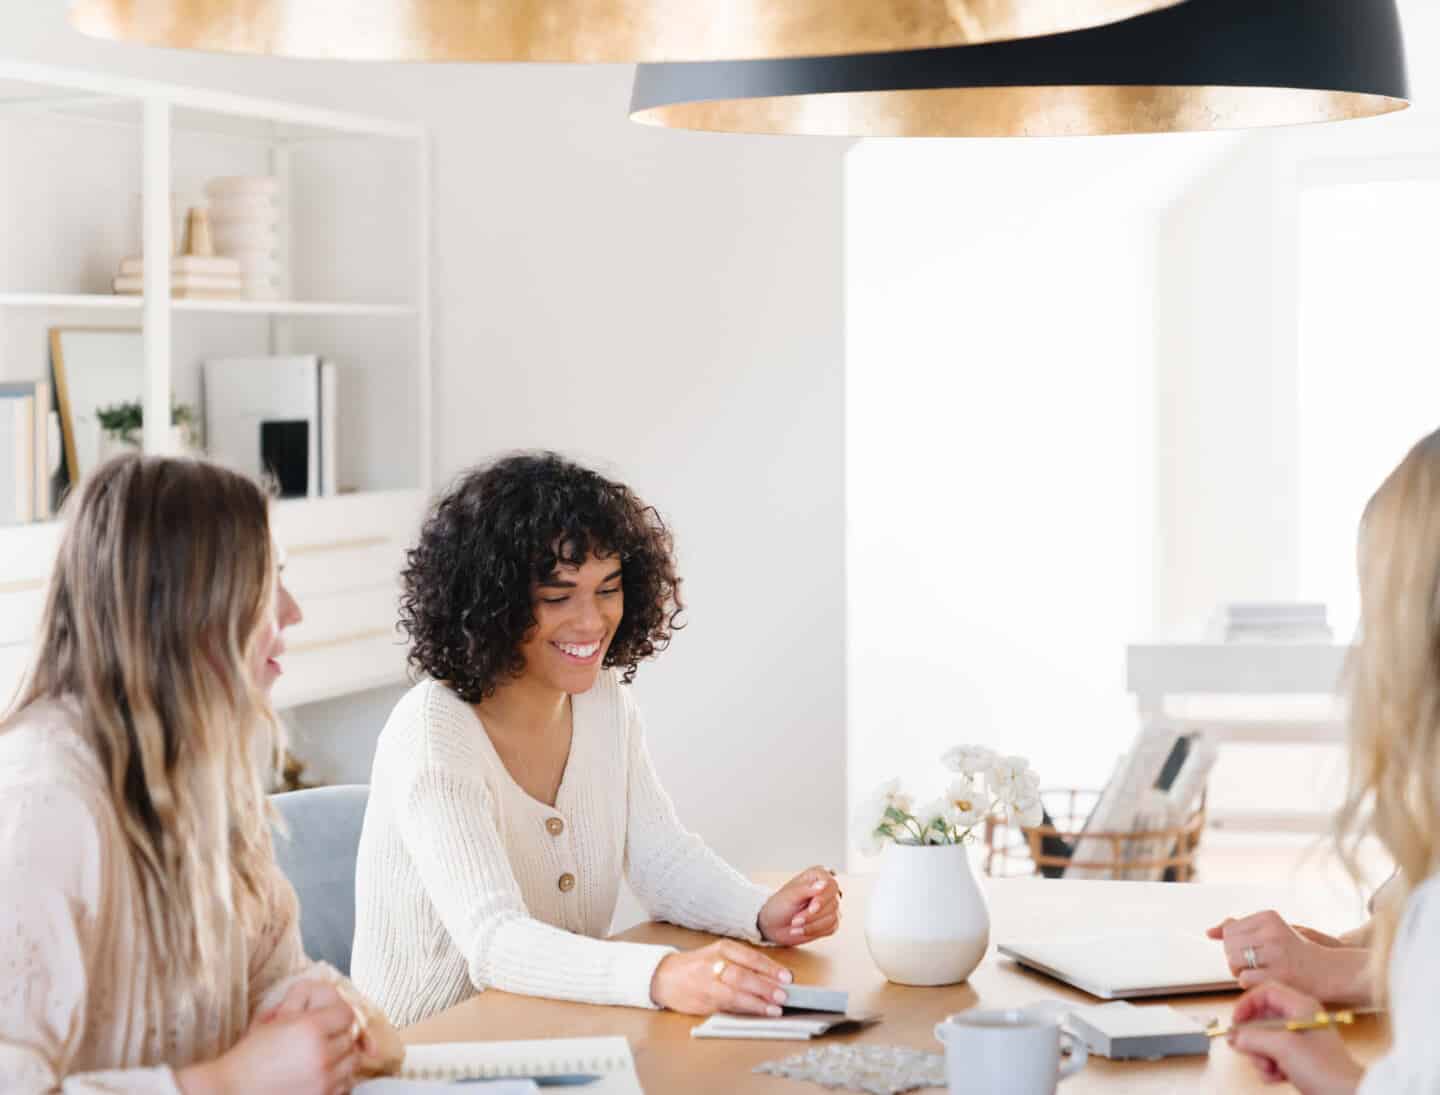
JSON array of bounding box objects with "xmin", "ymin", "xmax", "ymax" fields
[{"xmin": 712, "ymin": 958, "xmax": 728, "ymax": 981}]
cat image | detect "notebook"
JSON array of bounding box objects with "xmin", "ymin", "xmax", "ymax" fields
[
  {"xmin": 691, "ymin": 987, "xmax": 880, "ymax": 1041},
  {"xmin": 997, "ymin": 932, "xmax": 1239, "ymax": 999},
  {"xmin": 397, "ymin": 1037, "xmax": 641, "ymax": 1093},
  {"xmin": 691, "ymin": 1013, "xmax": 879, "ymax": 1041}
]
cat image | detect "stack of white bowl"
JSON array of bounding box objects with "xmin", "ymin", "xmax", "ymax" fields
[{"xmin": 205, "ymin": 176, "xmax": 283, "ymax": 300}]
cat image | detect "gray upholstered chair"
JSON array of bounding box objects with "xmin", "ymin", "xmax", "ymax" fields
[{"xmin": 270, "ymin": 784, "xmax": 369, "ymax": 976}]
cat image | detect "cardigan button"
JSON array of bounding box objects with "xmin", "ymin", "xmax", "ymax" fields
[
  {"xmin": 558, "ymin": 872, "xmax": 576, "ymax": 893},
  {"xmin": 546, "ymin": 817, "xmax": 565, "ymax": 837}
]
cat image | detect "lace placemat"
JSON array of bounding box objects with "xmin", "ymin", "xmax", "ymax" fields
[{"xmin": 753, "ymin": 1045, "xmax": 946, "ymax": 1094}]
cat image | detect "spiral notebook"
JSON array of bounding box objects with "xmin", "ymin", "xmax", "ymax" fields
[{"xmin": 398, "ymin": 1036, "xmax": 642, "ymax": 1092}]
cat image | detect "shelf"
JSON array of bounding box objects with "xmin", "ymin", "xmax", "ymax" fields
[
  {"xmin": 0, "ymin": 292, "xmax": 141, "ymax": 310},
  {"xmin": 173, "ymin": 299, "xmax": 417, "ymax": 318},
  {"xmin": 0, "ymin": 62, "xmax": 424, "ymax": 145},
  {"xmin": 1127, "ymin": 642, "xmax": 1351, "ymax": 699},
  {"xmin": 0, "ymin": 292, "xmax": 415, "ymax": 318}
]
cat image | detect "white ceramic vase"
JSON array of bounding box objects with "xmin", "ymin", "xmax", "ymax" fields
[{"xmin": 865, "ymin": 841, "xmax": 990, "ymax": 986}]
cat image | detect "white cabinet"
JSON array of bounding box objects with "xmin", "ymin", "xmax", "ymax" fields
[{"xmin": 0, "ymin": 61, "xmax": 431, "ymax": 711}]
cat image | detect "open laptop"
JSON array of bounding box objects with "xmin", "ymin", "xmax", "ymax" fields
[{"xmin": 997, "ymin": 933, "xmax": 1240, "ymax": 1000}]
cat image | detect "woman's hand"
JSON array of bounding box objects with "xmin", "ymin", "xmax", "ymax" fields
[
  {"xmin": 758, "ymin": 867, "xmax": 842, "ymax": 946},
  {"xmin": 1208, "ymin": 911, "xmax": 1372, "ymax": 1004},
  {"xmin": 177, "ymin": 985, "xmax": 359, "ymax": 1095},
  {"xmin": 347, "ymin": 1003, "xmax": 404, "ymax": 1079},
  {"xmin": 650, "ymin": 940, "xmax": 794, "ymax": 1016},
  {"xmin": 1227, "ymin": 982, "xmax": 1364, "ymax": 1095},
  {"xmin": 258, "ymin": 975, "xmax": 404, "ymax": 1078},
  {"xmin": 1293, "ymin": 925, "xmax": 1348, "ymax": 949}
]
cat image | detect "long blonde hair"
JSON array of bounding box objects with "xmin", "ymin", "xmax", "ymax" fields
[
  {"xmin": 2, "ymin": 454, "xmax": 281, "ymax": 989},
  {"xmin": 1336, "ymin": 428, "xmax": 1440, "ymax": 1001}
]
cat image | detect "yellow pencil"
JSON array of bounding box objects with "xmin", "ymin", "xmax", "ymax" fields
[{"xmin": 1207, "ymin": 1008, "xmax": 1384, "ymax": 1039}]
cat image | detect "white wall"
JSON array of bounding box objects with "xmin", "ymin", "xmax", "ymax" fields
[
  {"xmin": 3, "ymin": 8, "xmax": 849, "ymax": 874},
  {"xmin": 1298, "ymin": 178, "xmax": 1440, "ymax": 638},
  {"xmin": 844, "ymin": 139, "xmax": 1194, "ymax": 856},
  {"xmin": 1152, "ymin": 0, "xmax": 1440, "ymax": 638},
  {"xmin": 1154, "ymin": 137, "xmax": 1303, "ymax": 637}
]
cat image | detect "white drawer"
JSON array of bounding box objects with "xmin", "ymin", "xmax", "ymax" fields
[
  {"xmin": 271, "ymin": 632, "xmax": 409, "ymax": 711},
  {"xmin": 0, "ymin": 521, "xmax": 61, "ymax": 590},
  {"xmin": 270, "ymin": 489, "xmax": 426, "ymax": 553},
  {"xmin": 285, "ymin": 584, "xmax": 400, "ymax": 653},
  {"xmin": 0, "ymin": 588, "xmax": 45, "ymax": 646},
  {"xmin": 0, "ymin": 490, "xmax": 426, "ymax": 713},
  {"xmin": 0, "ymin": 643, "xmax": 32, "ymax": 707},
  {"xmin": 282, "ymin": 541, "xmax": 406, "ymax": 598}
]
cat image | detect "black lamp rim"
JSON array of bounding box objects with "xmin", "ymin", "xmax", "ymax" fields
[{"xmin": 630, "ymin": 0, "xmax": 1410, "ymax": 133}]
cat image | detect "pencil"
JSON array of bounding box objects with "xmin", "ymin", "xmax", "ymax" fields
[{"xmin": 1207, "ymin": 1008, "xmax": 1384, "ymax": 1039}]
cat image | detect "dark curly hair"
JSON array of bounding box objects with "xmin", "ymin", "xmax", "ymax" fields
[{"xmin": 399, "ymin": 452, "xmax": 684, "ymax": 702}]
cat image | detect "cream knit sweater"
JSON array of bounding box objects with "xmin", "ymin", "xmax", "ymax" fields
[
  {"xmin": 351, "ymin": 672, "xmax": 771, "ymax": 1026},
  {"xmin": 0, "ymin": 698, "xmax": 331, "ymax": 1094}
]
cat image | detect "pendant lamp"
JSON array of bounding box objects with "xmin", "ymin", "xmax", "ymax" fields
[
  {"xmin": 630, "ymin": 0, "xmax": 1409, "ymax": 136},
  {"xmin": 66, "ymin": 0, "xmax": 1189, "ymax": 63}
]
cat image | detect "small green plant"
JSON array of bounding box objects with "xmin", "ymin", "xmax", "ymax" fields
[{"xmin": 96, "ymin": 401, "xmax": 197, "ymax": 446}]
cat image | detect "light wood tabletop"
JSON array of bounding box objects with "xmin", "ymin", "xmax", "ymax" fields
[{"xmin": 404, "ymin": 874, "xmax": 1387, "ymax": 1094}]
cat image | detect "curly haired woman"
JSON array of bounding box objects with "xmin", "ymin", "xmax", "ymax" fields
[{"xmin": 351, "ymin": 452, "xmax": 842, "ymax": 1025}]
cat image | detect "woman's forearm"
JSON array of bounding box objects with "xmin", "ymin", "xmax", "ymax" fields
[{"xmin": 470, "ymin": 914, "xmax": 675, "ymax": 1008}]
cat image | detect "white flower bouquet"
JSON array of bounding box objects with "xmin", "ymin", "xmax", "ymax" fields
[{"xmin": 853, "ymin": 746, "xmax": 1044, "ymax": 855}]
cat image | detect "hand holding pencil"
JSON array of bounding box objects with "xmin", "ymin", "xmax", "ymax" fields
[
  {"xmin": 1209, "ymin": 1006, "xmax": 1382, "ymax": 1038},
  {"xmin": 1226, "ymin": 982, "xmax": 1367, "ymax": 1094}
]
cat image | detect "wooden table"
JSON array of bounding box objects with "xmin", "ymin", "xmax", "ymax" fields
[{"xmin": 405, "ymin": 875, "xmax": 1387, "ymax": 1093}]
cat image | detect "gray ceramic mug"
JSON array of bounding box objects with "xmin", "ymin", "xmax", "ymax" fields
[{"xmin": 934, "ymin": 1009, "xmax": 1088, "ymax": 1095}]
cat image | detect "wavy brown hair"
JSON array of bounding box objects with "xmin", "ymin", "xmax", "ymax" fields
[
  {"xmin": 399, "ymin": 452, "xmax": 683, "ymax": 702},
  {"xmin": 1336, "ymin": 428, "xmax": 1440, "ymax": 1002},
  {"xmin": 2, "ymin": 454, "xmax": 279, "ymax": 990}
]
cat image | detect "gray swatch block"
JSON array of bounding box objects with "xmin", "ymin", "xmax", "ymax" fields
[
  {"xmin": 1067, "ymin": 1001, "xmax": 1211, "ymax": 1060},
  {"xmin": 782, "ymin": 986, "xmax": 851, "ymax": 1015}
]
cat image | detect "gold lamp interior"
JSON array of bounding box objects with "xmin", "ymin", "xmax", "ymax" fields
[
  {"xmin": 629, "ymin": 85, "xmax": 1409, "ymax": 139},
  {"xmin": 67, "ymin": 0, "xmax": 1188, "ymax": 63}
]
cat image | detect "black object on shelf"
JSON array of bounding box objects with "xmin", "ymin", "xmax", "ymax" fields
[{"xmin": 260, "ymin": 419, "xmax": 309, "ymax": 498}]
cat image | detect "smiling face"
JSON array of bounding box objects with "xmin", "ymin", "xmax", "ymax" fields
[
  {"xmin": 516, "ymin": 552, "xmax": 624, "ymax": 695},
  {"xmin": 249, "ymin": 553, "xmax": 303, "ymax": 695}
]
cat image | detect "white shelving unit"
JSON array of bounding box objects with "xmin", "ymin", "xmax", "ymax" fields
[
  {"xmin": 1126, "ymin": 643, "xmax": 1351, "ymax": 832},
  {"xmin": 0, "ymin": 60, "xmax": 432, "ymax": 712},
  {"xmin": 0, "ymin": 293, "xmax": 419, "ymax": 318}
]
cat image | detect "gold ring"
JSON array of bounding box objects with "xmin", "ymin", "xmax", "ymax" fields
[{"xmin": 712, "ymin": 959, "xmax": 727, "ymax": 981}]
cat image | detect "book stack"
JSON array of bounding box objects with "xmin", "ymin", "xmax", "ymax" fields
[
  {"xmin": 1213, "ymin": 602, "xmax": 1333, "ymax": 643},
  {"xmin": 0, "ymin": 380, "xmax": 53, "ymax": 524},
  {"xmin": 112, "ymin": 254, "xmax": 245, "ymax": 299}
]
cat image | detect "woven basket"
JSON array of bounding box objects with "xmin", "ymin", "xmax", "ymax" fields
[{"xmin": 983, "ymin": 787, "xmax": 1206, "ymax": 882}]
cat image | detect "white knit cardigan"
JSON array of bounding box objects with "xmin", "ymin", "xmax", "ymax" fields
[
  {"xmin": 350, "ymin": 671, "xmax": 771, "ymax": 1026},
  {"xmin": 1358, "ymin": 872, "xmax": 1440, "ymax": 1093}
]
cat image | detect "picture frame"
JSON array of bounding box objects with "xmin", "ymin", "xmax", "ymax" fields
[{"xmin": 49, "ymin": 326, "xmax": 144, "ymax": 487}]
